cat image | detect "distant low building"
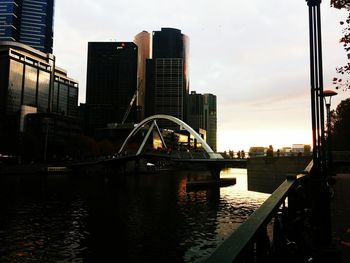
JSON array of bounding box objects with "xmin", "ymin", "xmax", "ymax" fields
[
  {"xmin": 248, "ymin": 146, "xmax": 266, "ymax": 157},
  {"xmin": 291, "ymin": 144, "xmax": 305, "ymax": 153},
  {"xmin": 280, "ymin": 147, "xmax": 292, "ymax": 156},
  {"xmin": 290, "ymin": 144, "xmax": 312, "ymax": 156}
]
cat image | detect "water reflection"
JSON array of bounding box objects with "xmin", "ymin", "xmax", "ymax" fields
[
  {"xmin": 0, "ymin": 168, "xmax": 269, "ymax": 262},
  {"xmin": 0, "ymin": 179, "xmax": 88, "ymax": 262}
]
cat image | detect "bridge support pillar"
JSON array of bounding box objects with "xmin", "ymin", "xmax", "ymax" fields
[{"xmin": 209, "ymin": 164, "xmax": 221, "ymax": 180}]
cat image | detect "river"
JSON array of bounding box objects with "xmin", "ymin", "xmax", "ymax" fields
[{"xmin": 0, "ymin": 168, "xmax": 269, "ymax": 262}]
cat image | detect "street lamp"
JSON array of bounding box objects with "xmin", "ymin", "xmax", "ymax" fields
[
  {"xmin": 323, "ymin": 89, "xmax": 337, "ymax": 174},
  {"xmin": 306, "ymin": 0, "xmax": 333, "ymax": 247}
]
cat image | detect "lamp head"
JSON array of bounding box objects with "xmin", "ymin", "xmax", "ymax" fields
[
  {"xmin": 306, "ymin": 0, "xmax": 321, "ymax": 6},
  {"xmin": 323, "ymin": 89, "xmax": 337, "ymax": 106}
]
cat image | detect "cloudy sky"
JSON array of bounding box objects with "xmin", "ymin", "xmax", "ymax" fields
[{"xmin": 53, "ymin": 0, "xmax": 349, "ymax": 151}]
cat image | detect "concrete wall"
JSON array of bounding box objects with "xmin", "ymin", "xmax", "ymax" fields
[{"xmin": 247, "ymin": 156, "xmax": 312, "ymax": 194}]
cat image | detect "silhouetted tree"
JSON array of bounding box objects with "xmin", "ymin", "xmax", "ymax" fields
[
  {"xmin": 304, "ymin": 144, "xmax": 312, "ymax": 153},
  {"xmin": 229, "ymin": 150, "xmax": 234, "ymax": 159},
  {"xmin": 331, "ymin": 98, "xmax": 350, "ymax": 149},
  {"xmin": 266, "ymin": 145, "xmax": 274, "ymax": 157},
  {"xmin": 331, "ymin": 0, "xmax": 350, "ymax": 90}
]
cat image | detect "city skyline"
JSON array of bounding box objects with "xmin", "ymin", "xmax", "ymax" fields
[{"xmin": 53, "ymin": 0, "xmax": 349, "ymax": 151}]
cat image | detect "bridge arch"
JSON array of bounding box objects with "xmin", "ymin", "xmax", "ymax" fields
[{"xmin": 118, "ymin": 114, "xmax": 222, "ymax": 159}]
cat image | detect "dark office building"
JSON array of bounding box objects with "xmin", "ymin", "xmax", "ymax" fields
[
  {"xmin": 0, "ymin": 41, "xmax": 78, "ymax": 154},
  {"xmin": 203, "ymin": 93, "xmax": 217, "ymax": 152},
  {"xmin": 146, "ymin": 28, "xmax": 189, "ymax": 130},
  {"xmin": 188, "ymin": 91, "xmax": 204, "ymax": 130},
  {"xmin": 0, "ymin": 0, "xmax": 55, "ymax": 53},
  {"xmin": 188, "ymin": 91, "xmax": 217, "ymax": 152},
  {"xmin": 85, "ymin": 42, "xmax": 138, "ymax": 136}
]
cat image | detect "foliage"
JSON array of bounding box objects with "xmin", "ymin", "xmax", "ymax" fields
[
  {"xmin": 304, "ymin": 144, "xmax": 312, "ymax": 153},
  {"xmin": 331, "ymin": 0, "xmax": 350, "ymax": 90},
  {"xmin": 266, "ymin": 145, "xmax": 274, "ymax": 157},
  {"xmin": 330, "ymin": 98, "xmax": 350, "ymax": 149}
]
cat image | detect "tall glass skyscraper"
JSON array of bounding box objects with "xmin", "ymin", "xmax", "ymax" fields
[
  {"xmin": 0, "ymin": 0, "xmax": 54, "ymax": 53},
  {"xmin": 146, "ymin": 28, "xmax": 189, "ymax": 130},
  {"xmin": 85, "ymin": 42, "xmax": 138, "ymax": 135}
]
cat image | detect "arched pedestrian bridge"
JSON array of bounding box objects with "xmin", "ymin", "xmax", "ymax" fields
[
  {"xmin": 69, "ymin": 115, "xmax": 246, "ymax": 178},
  {"xmin": 118, "ymin": 114, "xmax": 223, "ymax": 159}
]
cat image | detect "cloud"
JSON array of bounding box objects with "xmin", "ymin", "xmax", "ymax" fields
[{"xmin": 52, "ymin": 0, "xmax": 349, "ymax": 149}]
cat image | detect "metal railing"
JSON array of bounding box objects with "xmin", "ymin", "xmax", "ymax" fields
[{"xmin": 205, "ymin": 161, "xmax": 313, "ymax": 263}]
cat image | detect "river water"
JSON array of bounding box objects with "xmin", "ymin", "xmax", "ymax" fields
[{"xmin": 0, "ymin": 168, "xmax": 269, "ymax": 262}]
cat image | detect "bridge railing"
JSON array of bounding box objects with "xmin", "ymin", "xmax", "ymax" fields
[{"xmin": 205, "ymin": 161, "xmax": 313, "ymax": 263}]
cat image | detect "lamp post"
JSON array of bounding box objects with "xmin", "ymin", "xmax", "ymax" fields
[
  {"xmin": 306, "ymin": 0, "xmax": 332, "ymax": 247},
  {"xmin": 323, "ymin": 89, "xmax": 337, "ymax": 174},
  {"xmin": 306, "ymin": 0, "xmax": 326, "ymax": 171}
]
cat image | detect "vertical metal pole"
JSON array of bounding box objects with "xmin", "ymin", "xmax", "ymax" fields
[
  {"xmin": 316, "ymin": 6, "xmax": 327, "ymax": 171},
  {"xmin": 308, "ymin": 4, "xmax": 317, "ymax": 164},
  {"xmin": 306, "ymin": 0, "xmax": 332, "ymax": 246},
  {"xmin": 307, "ymin": 0, "xmax": 325, "ymax": 173}
]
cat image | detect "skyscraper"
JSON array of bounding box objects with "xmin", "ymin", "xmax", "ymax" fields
[
  {"xmin": 0, "ymin": 0, "xmax": 22, "ymax": 42},
  {"xmin": 134, "ymin": 31, "xmax": 151, "ymax": 120},
  {"xmin": 146, "ymin": 28, "xmax": 189, "ymax": 130},
  {"xmin": 85, "ymin": 42, "xmax": 138, "ymax": 135},
  {"xmin": 203, "ymin": 93, "xmax": 217, "ymax": 152},
  {"xmin": 188, "ymin": 91, "xmax": 217, "ymax": 151},
  {"xmin": 0, "ymin": 0, "xmax": 55, "ymax": 53}
]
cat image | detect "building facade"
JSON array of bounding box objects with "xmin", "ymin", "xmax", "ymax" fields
[
  {"xmin": 188, "ymin": 91, "xmax": 204, "ymax": 131},
  {"xmin": 0, "ymin": 0, "xmax": 55, "ymax": 53},
  {"xmin": 203, "ymin": 93, "xmax": 217, "ymax": 152},
  {"xmin": 134, "ymin": 31, "xmax": 151, "ymax": 120},
  {"xmin": 0, "ymin": 41, "xmax": 78, "ymax": 154},
  {"xmin": 85, "ymin": 42, "xmax": 138, "ymax": 136},
  {"xmin": 145, "ymin": 28, "xmax": 189, "ymax": 130},
  {"xmin": 187, "ymin": 91, "xmax": 217, "ymax": 151}
]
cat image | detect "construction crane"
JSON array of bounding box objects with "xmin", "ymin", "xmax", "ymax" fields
[{"xmin": 121, "ymin": 80, "xmax": 142, "ymax": 124}]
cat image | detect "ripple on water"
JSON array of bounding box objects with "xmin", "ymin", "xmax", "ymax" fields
[
  {"xmin": 0, "ymin": 198, "xmax": 89, "ymax": 263},
  {"xmin": 0, "ymin": 168, "xmax": 269, "ymax": 263}
]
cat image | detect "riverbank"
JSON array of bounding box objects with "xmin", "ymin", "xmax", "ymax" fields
[{"xmin": 0, "ymin": 163, "xmax": 71, "ymax": 175}]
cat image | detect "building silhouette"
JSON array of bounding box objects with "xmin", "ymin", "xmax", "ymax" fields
[
  {"xmin": 85, "ymin": 42, "xmax": 138, "ymax": 136},
  {"xmin": 145, "ymin": 28, "xmax": 189, "ymax": 130},
  {"xmin": 134, "ymin": 31, "xmax": 151, "ymax": 121},
  {"xmin": 188, "ymin": 91, "xmax": 217, "ymax": 151},
  {"xmin": 0, "ymin": 0, "xmax": 55, "ymax": 53},
  {"xmin": 0, "ymin": 41, "xmax": 78, "ymax": 156}
]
